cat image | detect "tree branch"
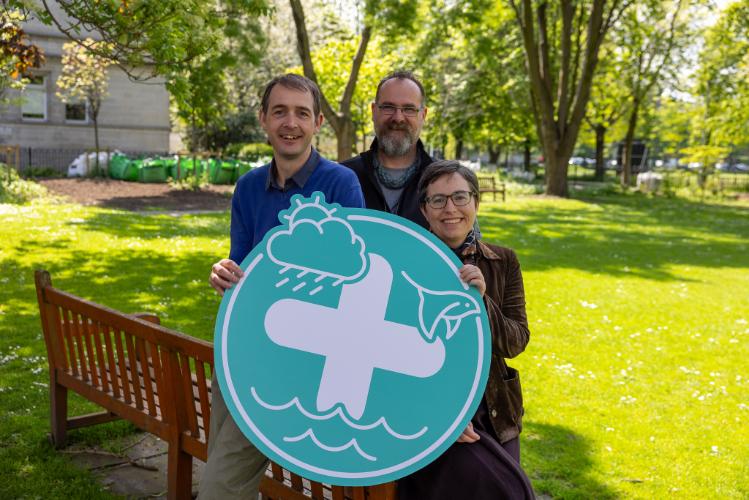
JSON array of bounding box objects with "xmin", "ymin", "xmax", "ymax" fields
[
  {"xmin": 563, "ymin": 0, "xmax": 607, "ymax": 155},
  {"xmin": 557, "ymin": 0, "xmax": 574, "ymax": 133},
  {"xmin": 339, "ymin": 24, "xmax": 372, "ymax": 115},
  {"xmin": 288, "ymin": 0, "xmax": 339, "ymax": 132}
]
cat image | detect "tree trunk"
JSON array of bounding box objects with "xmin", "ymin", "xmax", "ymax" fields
[
  {"xmin": 289, "ymin": 0, "xmax": 370, "ymax": 162},
  {"xmin": 622, "ymin": 98, "xmax": 639, "ymax": 187},
  {"xmin": 594, "ymin": 123, "xmax": 606, "ymax": 181},
  {"xmin": 337, "ymin": 119, "xmax": 356, "ymax": 163},
  {"xmin": 92, "ymin": 117, "xmax": 100, "ymax": 176},
  {"xmin": 91, "ymin": 100, "xmax": 101, "ymax": 177},
  {"xmin": 190, "ymin": 107, "xmax": 197, "ymax": 154},
  {"xmin": 455, "ymin": 139, "xmax": 464, "ymax": 160},
  {"xmin": 524, "ymin": 139, "xmax": 531, "ymax": 172},
  {"xmin": 545, "ymin": 149, "xmax": 570, "ymax": 197},
  {"xmin": 510, "ymin": 0, "xmax": 617, "ymax": 197},
  {"xmin": 488, "ymin": 144, "xmax": 501, "ymax": 166}
]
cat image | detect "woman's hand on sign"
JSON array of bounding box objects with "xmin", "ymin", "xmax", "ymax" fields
[
  {"xmin": 460, "ymin": 264, "xmax": 486, "ymax": 297},
  {"xmin": 456, "ymin": 422, "xmax": 480, "ymax": 443}
]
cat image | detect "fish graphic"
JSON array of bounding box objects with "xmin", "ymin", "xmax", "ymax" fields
[{"xmin": 401, "ymin": 271, "xmax": 481, "ymax": 341}]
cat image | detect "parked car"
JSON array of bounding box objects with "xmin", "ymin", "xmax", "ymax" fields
[
  {"xmin": 714, "ymin": 162, "xmax": 748, "ymax": 173},
  {"xmin": 569, "ymin": 156, "xmax": 596, "ymax": 168},
  {"xmin": 655, "ymin": 158, "xmax": 679, "ymax": 170}
]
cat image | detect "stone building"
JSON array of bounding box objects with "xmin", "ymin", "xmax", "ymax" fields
[{"xmin": 0, "ymin": 3, "xmax": 172, "ymax": 171}]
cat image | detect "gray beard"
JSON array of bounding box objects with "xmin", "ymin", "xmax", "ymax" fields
[{"xmin": 379, "ymin": 132, "xmax": 414, "ymax": 157}]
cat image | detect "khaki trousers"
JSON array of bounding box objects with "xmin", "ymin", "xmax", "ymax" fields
[{"xmin": 198, "ymin": 379, "xmax": 269, "ymax": 499}]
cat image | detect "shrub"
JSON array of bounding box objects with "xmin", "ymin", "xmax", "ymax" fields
[
  {"xmin": 0, "ymin": 164, "xmax": 49, "ymax": 204},
  {"xmin": 23, "ymin": 167, "xmax": 64, "ymax": 178}
]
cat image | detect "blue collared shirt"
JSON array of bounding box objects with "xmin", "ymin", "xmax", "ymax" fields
[{"xmin": 266, "ymin": 148, "xmax": 320, "ymax": 192}]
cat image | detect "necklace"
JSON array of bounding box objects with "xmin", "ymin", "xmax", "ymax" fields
[{"xmin": 373, "ymin": 154, "xmax": 420, "ymax": 189}]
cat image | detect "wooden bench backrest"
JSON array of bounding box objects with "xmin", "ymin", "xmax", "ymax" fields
[
  {"xmin": 478, "ymin": 176, "xmax": 496, "ymax": 190},
  {"xmin": 35, "ymin": 271, "xmax": 213, "ymax": 455}
]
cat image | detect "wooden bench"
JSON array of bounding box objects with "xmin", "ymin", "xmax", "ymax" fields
[
  {"xmin": 35, "ymin": 270, "xmax": 396, "ymax": 500},
  {"xmin": 477, "ymin": 175, "xmax": 506, "ymax": 202}
]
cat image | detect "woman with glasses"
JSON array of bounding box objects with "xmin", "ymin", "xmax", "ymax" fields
[{"xmin": 397, "ymin": 160, "xmax": 534, "ymax": 499}]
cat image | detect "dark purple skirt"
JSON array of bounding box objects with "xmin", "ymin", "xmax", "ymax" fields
[{"xmin": 397, "ymin": 400, "xmax": 534, "ymax": 500}]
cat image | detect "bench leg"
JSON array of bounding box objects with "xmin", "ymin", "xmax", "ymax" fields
[
  {"xmin": 49, "ymin": 371, "xmax": 68, "ymax": 448},
  {"xmin": 167, "ymin": 443, "xmax": 193, "ymax": 500}
]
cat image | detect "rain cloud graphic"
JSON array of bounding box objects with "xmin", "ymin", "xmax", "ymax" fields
[{"xmin": 267, "ymin": 193, "xmax": 367, "ymax": 288}]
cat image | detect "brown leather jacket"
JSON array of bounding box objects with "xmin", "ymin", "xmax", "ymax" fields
[{"xmin": 463, "ymin": 240, "xmax": 530, "ymax": 443}]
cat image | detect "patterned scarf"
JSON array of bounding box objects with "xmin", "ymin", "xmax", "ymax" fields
[
  {"xmin": 373, "ymin": 153, "xmax": 420, "ymax": 189},
  {"xmin": 452, "ymin": 228, "xmax": 478, "ymax": 262}
]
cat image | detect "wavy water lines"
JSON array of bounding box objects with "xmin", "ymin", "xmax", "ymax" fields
[
  {"xmin": 284, "ymin": 429, "xmax": 377, "ymax": 462},
  {"xmin": 251, "ymin": 387, "xmax": 428, "ymax": 440}
]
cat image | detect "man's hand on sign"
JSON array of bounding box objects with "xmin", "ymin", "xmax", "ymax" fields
[
  {"xmin": 210, "ymin": 259, "xmax": 244, "ymax": 296},
  {"xmin": 456, "ymin": 421, "xmax": 480, "ymax": 443}
]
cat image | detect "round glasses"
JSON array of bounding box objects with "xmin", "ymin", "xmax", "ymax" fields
[{"xmin": 423, "ymin": 190, "xmax": 475, "ymax": 209}]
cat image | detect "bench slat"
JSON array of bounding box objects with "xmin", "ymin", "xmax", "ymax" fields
[
  {"xmin": 91, "ymin": 321, "xmax": 110, "ymax": 394},
  {"xmin": 68, "ymin": 311, "xmax": 88, "ymax": 380},
  {"xmin": 44, "ymin": 287, "xmax": 213, "ymax": 360},
  {"xmin": 48, "ymin": 304, "xmax": 69, "ymax": 372},
  {"xmin": 194, "ymin": 361, "xmax": 211, "ymax": 438},
  {"xmin": 82, "ymin": 316, "xmax": 101, "ymax": 388},
  {"xmin": 291, "ymin": 471, "xmax": 305, "ymax": 492},
  {"xmin": 148, "ymin": 341, "xmax": 167, "ymax": 421},
  {"xmin": 331, "ymin": 485, "xmax": 346, "ymax": 500},
  {"xmin": 113, "ymin": 329, "xmax": 132, "ymax": 405},
  {"xmin": 178, "ymin": 352, "xmax": 201, "ymax": 437},
  {"xmin": 123, "ymin": 332, "xmax": 144, "ymax": 411},
  {"xmin": 56, "ymin": 369, "xmax": 170, "ymax": 438},
  {"xmin": 102, "ymin": 325, "xmax": 122, "ymax": 400},
  {"xmin": 136, "ymin": 338, "xmax": 157, "ymax": 417},
  {"xmin": 310, "ymin": 480, "xmax": 324, "ymax": 498},
  {"xmin": 259, "ymin": 476, "xmax": 312, "ymax": 500}
]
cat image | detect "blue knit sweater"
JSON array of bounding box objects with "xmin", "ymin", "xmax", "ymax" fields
[{"xmin": 229, "ymin": 154, "xmax": 364, "ymax": 264}]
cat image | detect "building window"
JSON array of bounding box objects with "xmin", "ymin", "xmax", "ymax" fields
[
  {"xmin": 65, "ymin": 101, "xmax": 88, "ymax": 123},
  {"xmin": 21, "ymin": 75, "xmax": 47, "ymax": 121}
]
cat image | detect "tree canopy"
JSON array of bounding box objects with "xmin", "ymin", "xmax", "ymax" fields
[
  {"xmin": 5, "ymin": 0, "xmax": 747, "ymax": 188},
  {"xmin": 698, "ymin": 0, "xmax": 749, "ymax": 149},
  {"xmin": 0, "ymin": 9, "xmax": 44, "ymax": 103}
]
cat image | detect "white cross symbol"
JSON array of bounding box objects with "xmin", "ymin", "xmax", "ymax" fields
[{"xmin": 264, "ymin": 253, "xmax": 446, "ymax": 420}]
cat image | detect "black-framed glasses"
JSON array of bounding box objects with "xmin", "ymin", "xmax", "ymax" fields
[
  {"xmin": 423, "ymin": 190, "xmax": 475, "ymax": 209},
  {"xmin": 377, "ymin": 104, "xmax": 422, "ymax": 117}
]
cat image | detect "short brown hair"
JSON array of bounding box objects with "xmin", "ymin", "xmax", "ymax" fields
[
  {"xmin": 261, "ymin": 74, "xmax": 322, "ymax": 116},
  {"xmin": 375, "ymin": 70, "xmax": 426, "ymax": 105},
  {"xmin": 418, "ymin": 160, "xmax": 480, "ymax": 205}
]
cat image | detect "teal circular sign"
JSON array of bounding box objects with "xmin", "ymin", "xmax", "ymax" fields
[{"xmin": 215, "ymin": 192, "xmax": 491, "ymax": 485}]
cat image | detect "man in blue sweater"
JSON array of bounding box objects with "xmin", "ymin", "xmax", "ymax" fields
[{"xmin": 201, "ymin": 74, "xmax": 364, "ymax": 499}]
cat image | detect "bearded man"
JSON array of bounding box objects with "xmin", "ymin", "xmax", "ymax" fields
[{"xmin": 342, "ymin": 70, "xmax": 432, "ymax": 228}]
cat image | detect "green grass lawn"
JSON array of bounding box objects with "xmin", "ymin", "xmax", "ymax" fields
[{"xmin": 1, "ymin": 191, "xmax": 748, "ymax": 498}]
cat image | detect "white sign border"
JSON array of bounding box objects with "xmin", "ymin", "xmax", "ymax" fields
[{"xmin": 220, "ymin": 214, "xmax": 487, "ymax": 480}]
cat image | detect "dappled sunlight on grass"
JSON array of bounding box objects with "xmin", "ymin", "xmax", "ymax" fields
[
  {"xmin": 478, "ymin": 193, "xmax": 748, "ymax": 281},
  {"xmin": 1, "ymin": 194, "xmax": 748, "ymax": 498},
  {"xmin": 474, "ymin": 194, "xmax": 748, "ymax": 498}
]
